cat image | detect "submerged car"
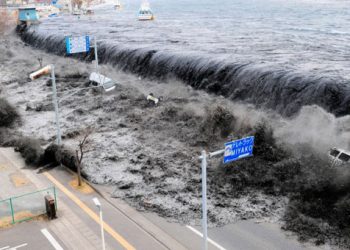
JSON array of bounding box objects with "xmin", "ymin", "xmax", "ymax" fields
[
  {"xmin": 329, "ymin": 147, "xmax": 350, "ymax": 166},
  {"xmin": 89, "ymin": 72, "xmax": 116, "ymax": 92}
]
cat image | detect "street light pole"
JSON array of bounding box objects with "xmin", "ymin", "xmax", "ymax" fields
[
  {"xmin": 30, "ymin": 63, "xmax": 116, "ymax": 146},
  {"xmin": 93, "ymin": 198, "xmax": 106, "ymax": 250},
  {"xmin": 98, "ymin": 206, "xmax": 106, "ymax": 250},
  {"xmin": 201, "ymin": 150, "xmax": 208, "ymax": 250},
  {"xmin": 50, "ymin": 65, "xmax": 62, "ymax": 145}
]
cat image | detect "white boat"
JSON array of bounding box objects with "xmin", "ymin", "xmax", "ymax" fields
[{"xmin": 138, "ymin": 3, "xmax": 154, "ymax": 21}]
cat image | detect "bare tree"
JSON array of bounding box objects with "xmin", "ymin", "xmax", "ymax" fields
[{"xmin": 75, "ymin": 127, "xmax": 94, "ymax": 186}]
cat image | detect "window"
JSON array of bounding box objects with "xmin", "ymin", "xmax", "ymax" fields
[
  {"xmin": 338, "ymin": 153, "xmax": 350, "ymax": 162},
  {"xmin": 103, "ymin": 80, "xmax": 116, "ymax": 91},
  {"xmin": 330, "ymin": 149, "xmax": 340, "ymax": 157}
]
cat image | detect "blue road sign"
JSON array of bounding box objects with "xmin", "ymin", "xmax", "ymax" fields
[
  {"xmin": 223, "ymin": 136, "xmax": 254, "ymax": 164},
  {"xmin": 65, "ymin": 36, "xmax": 90, "ymax": 54}
]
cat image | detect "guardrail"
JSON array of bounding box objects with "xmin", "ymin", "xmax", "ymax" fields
[{"xmin": 0, "ymin": 186, "xmax": 57, "ymax": 226}]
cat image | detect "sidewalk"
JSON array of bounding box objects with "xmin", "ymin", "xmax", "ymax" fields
[
  {"xmin": 0, "ymin": 148, "xmax": 37, "ymax": 200},
  {"xmin": 0, "ymin": 147, "xmax": 184, "ymax": 250},
  {"xmin": 0, "ymin": 147, "xmax": 111, "ymax": 250}
]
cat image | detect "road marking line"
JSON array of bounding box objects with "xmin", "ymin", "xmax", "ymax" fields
[
  {"xmin": 186, "ymin": 225, "xmax": 227, "ymax": 250},
  {"xmin": 9, "ymin": 243, "xmax": 27, "ymax": 250},
  {"xmin": 43, "ymin": 172, "xmax": 136, "ymax": 250},
  {"xmin": 0, "ymin": 246, "xmax": 10, "ymax": 250},
  {"xmin": 41, "ymin": 228, "xmax": 64, "ymax": 250}
]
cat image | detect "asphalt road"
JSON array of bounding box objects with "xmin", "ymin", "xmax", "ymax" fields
[
  {"xmin": 0, "ymin": 221, "xmax": 66, "ymax": 250},
  {"xmin": 142, "ymin": 213, "xmax": 326, "ymax": 250},
  {"xmin": 0, "ymin": 148, "xmax": 328, "ymax": 250},
  {"xmin": 0, "ymin": 148, "xmax": 173, "ymax": 250}
]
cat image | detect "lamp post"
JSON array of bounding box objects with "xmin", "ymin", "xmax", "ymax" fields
[
  {"xmin": 30, "ymin": 65, "xmax": 61, "ymax": 145},
  {"xmin": 93, "ymin": 197, "xmax": 106, "ymax": 250},
  {"xmin": 51, "ymin": 65, "xmax": 62, "ymax": 145},
  {"xmin": 29, "ymin": 64, "xmax": 116, "ymax": 146}
]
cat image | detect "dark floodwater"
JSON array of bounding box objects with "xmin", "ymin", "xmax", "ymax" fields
[
  {"xmin": 34, "ymin": 0, "xmax": 350, "ymax": 79},
  {"xmin": 21, "ymin": 0, "xmax": 350, "ymax": 116}
]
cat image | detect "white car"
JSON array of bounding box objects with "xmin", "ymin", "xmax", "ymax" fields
[
  {"xmin": 89, "ymin": 72, "xmax": 116, "ymax": 92},
  {"xmin": 329, "ymin": 147, "xmax": 350, "ymax": 166}
]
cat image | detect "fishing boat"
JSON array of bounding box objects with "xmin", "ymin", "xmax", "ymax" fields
[{"xmin": 138, "ymin": 2, "xmax": 154, "ymax": 21}]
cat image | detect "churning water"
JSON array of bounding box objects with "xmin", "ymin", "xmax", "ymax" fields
[{"xmin": 20, "ymin": 0, "xmax": 350, "ymax": 116}]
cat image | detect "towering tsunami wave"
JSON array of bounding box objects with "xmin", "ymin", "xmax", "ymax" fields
[{"xmin": 18, "ymin": 25, "xmax": 350, "ymax": 117}]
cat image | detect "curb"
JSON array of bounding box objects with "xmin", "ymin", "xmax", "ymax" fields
[{"xmin": 63, "ymin": 166, "xmax": 188, "ymax": 250}]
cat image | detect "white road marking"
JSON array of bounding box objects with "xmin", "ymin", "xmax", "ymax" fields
[
  {"xmin": 186, "ymin": 225, "xmax": 227, "ymax": 250},
  {"xmin": 0, "ymin": 246, "xmax": 10, "ymax": 250},
  {"xmin": 41, "ymin": 228, "xmax": 64, "ymax": 250},
  {"xmin": 9, "ymin": 243, "xmax": 27, "ymax": 250}
]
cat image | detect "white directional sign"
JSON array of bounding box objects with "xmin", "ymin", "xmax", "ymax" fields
[
  {"xmin": 224, "ymin": 136, "xmax": 254, "ymax": 164},
  {"xmin": 65, "ymin": 36, "xmax": 90, "ymax": 54}
]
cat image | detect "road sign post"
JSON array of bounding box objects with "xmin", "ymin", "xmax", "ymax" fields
[
  {"xmin": 94, "ymin": 36, "xmax": 99, "ymax": 73},
  {"xmin": 224, "ymin": 136, "xmax": 254, "ymax": 164},
  {"xmin": 65, "ymin": 35, "xmax": 98, "ymax": 72},
  {"xmin": 201, "ymin": 150, "xmax": 208, "ymax": 250},
  {"xmin": 65, "ymin": 35, "xmax": 116, "ymax": 91},
  {"xmin": 199, "ymin": 136, "xmax": 254, "ymax": 250}
]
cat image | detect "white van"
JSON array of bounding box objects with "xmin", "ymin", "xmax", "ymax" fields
[
  {"xmin": 329, "ymin": 147, "xmax": 350, "ymax": 166},
  {"xmin": 89, "ymin": 72, "xmax": 116, "ymax": 92}
]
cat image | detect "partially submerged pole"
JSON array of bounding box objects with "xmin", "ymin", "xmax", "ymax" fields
[
  {"xmin": 201, "ymin": 150, "xmax": 208, "ymax": 250},
  {"xmin": 29, "ymin": 65, "xmax": 62, "ymax": 145},
  {"xmin": 50, "ymin": 65, "xmax": 62, "ymax": 145},
  {"xmin": 94, "ymin": 37, "xmax": 99, "ymax": 74}
]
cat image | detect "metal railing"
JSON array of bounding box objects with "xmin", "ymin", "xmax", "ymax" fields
[{"xmin": 0, "ymin": 186, "xmax": 57, "ymax": 226}]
